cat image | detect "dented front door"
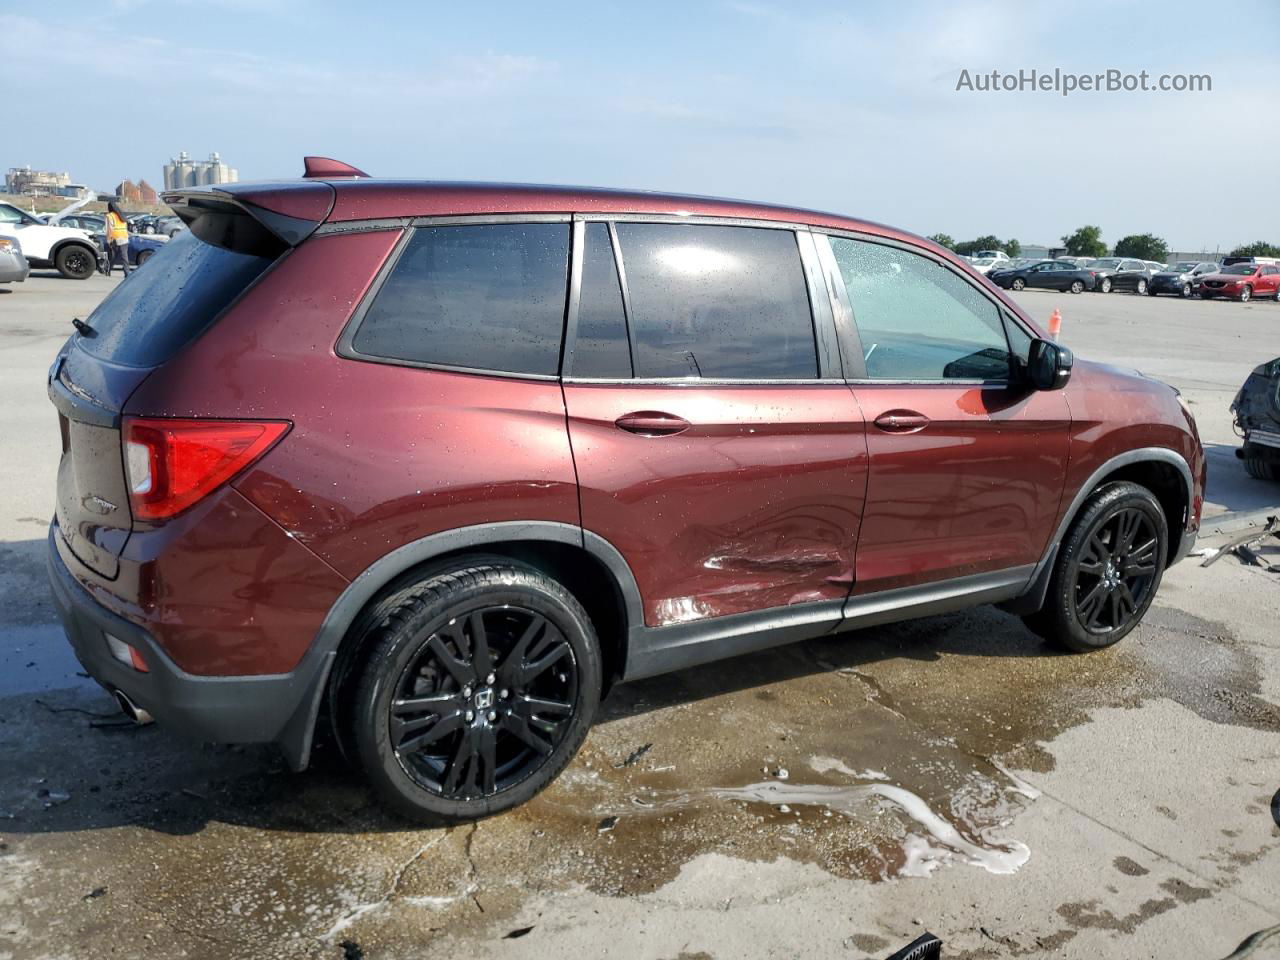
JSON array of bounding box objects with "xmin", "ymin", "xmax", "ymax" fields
[{"xmin": 564, "ymin": 382, "xmax": 868, "ymax": 626}]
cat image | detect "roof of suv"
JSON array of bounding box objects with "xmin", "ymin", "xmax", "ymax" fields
[{"xmin": 185, "ymin": 177, "xmax": 930, "ymax": 250}]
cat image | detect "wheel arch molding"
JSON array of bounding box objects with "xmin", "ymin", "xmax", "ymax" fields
[{"xmin": 284, "ymin": 521, "xmax": 643, "ymax": 771}]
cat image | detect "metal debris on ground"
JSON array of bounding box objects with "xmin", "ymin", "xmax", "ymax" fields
[
  {"xmin": 1200, "ymin": 516, "xmax": 1279, "ymax": 570},
  {"xmin": 615, "ymin": 743, "xmax": 653, "ymax": 768},
  {"xmin": 597, "ymin": 816, "xmax": 618, "ymax": 832},
  {"xmin": 884, "ymin": 931, "xmax": 943, "ymax": 960}
]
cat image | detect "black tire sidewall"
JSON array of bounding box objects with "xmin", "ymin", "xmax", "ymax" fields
[
  {"xmin": 351, "ymin": 565, "xmax": 602, "ymax": 823},
  {"xmin": 1038, "ymin": 482, "xmax": 1168, "ymax": 651},
  {"xmin": 56, "ymin": 245, "xmax": 95, "ymax": 280}
]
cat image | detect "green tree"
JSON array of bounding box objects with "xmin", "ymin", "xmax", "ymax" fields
[
  {"xmin": 1005, "ymin": 238, "xmax": 1022, "ymax": 257},
  {"xmin": 927, "ymin": 233, "xmax": 955, "ymax": 250},
  {"xmin": 1061, "ymin": 225, "xmax": 1106, "ymax": 258},
  {"xmin": 1229, "ymin": 241, "xmax": 1280, "ymax": 258},
  {"xmin": 1114, "ymin": 233, "xmax": 1169, "ymax": 262},
  {"xmin": 954, "ymin": 235, "xmax": 1005, "ymax": 257}
]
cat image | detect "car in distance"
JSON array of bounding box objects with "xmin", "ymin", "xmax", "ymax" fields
[
  {"xmin": 46, "ymin": 157, "xmax": 1207, "ymax": 822},
  {"xmin": 1149, "ymin": 261, "xmax": 1219, "ymax": 298},
  {"xmin": 1199, "ymin": 262, "xmax": 1280, "ymax": 302},
  {"xmin": 0, "ymin": 201, "xmax": 100, "ymax": 279},
  {"xmin": 988, "ymin": 259, "xmax": 1097, "ymax": 294},
  {"xmin": 0, "ymin": 235, "xmax": 29, "ymax": 283},
  {"xmin": 1086, "ymin": 257, "xmax": 1155, "ymax": 294},
  {"xmin": 1231, "ymin": 356, "xmax": 1280, "ymax": 480}
]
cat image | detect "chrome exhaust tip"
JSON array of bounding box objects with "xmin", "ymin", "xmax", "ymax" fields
[{"xmin": 112, "ymin": 690, "xmax": 154, "ymax": 726}]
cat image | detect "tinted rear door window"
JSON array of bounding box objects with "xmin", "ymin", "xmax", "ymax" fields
[
  {"xmin": 614, "ymin": 223, "xmax": 817, "ymax": 379},
  {"xmin": 354, "ymin": 223, "xmax": 569, "ymax": 376},
  {"xmin": 79, "ymin": 230, "xmax": 276, "ymax": 368}
]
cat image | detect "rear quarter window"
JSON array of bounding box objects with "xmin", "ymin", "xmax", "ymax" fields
[
  {"xmin": 79, "ymin": 230, "xmax": 276, "ymax": 368},
  {"xmin": 351, "ymin": 222, "xmax": 570, "ymax": 377}
]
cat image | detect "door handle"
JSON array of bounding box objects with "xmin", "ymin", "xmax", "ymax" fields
[
  {"xmin": 615, "ymin": 411, "xmax": 691, "ymax": 437},
  {"xmin": 873, "ymin": 409, "xmax": 930, "ymax": 433}
]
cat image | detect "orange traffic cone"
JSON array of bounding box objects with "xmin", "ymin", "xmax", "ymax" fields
[{"xmin": 1048, "ymin": 308, "xmax": 1062, "ymax": 340}]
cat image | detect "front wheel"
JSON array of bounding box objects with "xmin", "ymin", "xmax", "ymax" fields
[
  {"xmin": 347, "ymin": 559, "xmax": 602, "ymax": 823},
  {"xmin": 1240, "ymin": 285, "xmax": 1252, "ymax": 303},
  {"xmin": 1023, "ymin": 482, "xmax": 1168, "ymax": 652},
  {"xmin": 1136, "ymin": 278, "xmax": 1148, "ymax": 295},
  {"xmin": 1070, "ymin": 280, "xmax": 1084, "ymax": 294},
  {"xmin": 1181, "ymin": 282, "xmax": 1192, "ymax": 297},
  {"xmin": 1099, "ymin": 277, "xmax": 1113, "ymax": 293},
  {"xmin": 54, "ymin": 244, "xmax": 97, "ymax": 280}
]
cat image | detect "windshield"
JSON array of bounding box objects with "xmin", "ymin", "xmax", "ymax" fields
[
  {"xmin": 1222, "ymin": 264, "xmax": 1257, "ymax": 275},
  {"xmin": 77, "ymin": 229, "xmax": 277, "ymax": 367}
]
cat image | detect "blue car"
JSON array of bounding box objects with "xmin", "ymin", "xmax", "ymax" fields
[{"xmin": 92, "ymin": 231, "xmax": 167, "ymax": 272}]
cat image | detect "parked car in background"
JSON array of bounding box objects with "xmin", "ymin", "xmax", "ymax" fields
[
  {"xmin": 988, "ymin": 259, "xmax": 1097, "ymax": 293},
  {"xmin": 0, "ymin": 201, "xmax": 100, "ymax": 279},
  {"xmin": 1148, "ymin": 261, "xmax": 1220, "ymax": 298},
  {"xmin": 975, "ymin": 249, "xmax": 1009, "ymax": 261},
  {"xmin": 1087, "ymin": 257, "xmax": 1154, "ymax": 293},
  {"xmin": 46, "ymin": 158, "xmax": 1206, "ymax": 823},
  {"xmin": 969, "ymin": 256, "xmax": 1001, "ymax": 275},
  {"xmin": 1232, "ymin": 356, "xmax": 1280, "ymax": 480},
  {"xmin": 1199, "ymin": 263, "xmax": 1280, "ymax": 302},
  {"xmin": 58, "ymin": 214, "xmax": 107, "ymax": 237},
  {"xmin": 1221, "ymin": 255, "xmax": 1280, "ymax": 267},
  {"xmin": 154, "ymin": 215, "xmax": 185, "ymax": 237},
  {"xmin": 0, "ymin": 234, "xmax": 29, "ymax": 283}
]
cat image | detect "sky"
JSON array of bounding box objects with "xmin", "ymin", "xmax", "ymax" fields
[{"xmin": 6, "ymin": 0, "xmax": 1279, "ymax": 252}]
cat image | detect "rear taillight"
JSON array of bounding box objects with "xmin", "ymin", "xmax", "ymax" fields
[{"xmin": 123, "ymin": 417, "xmax": 290, "ymax": 521}]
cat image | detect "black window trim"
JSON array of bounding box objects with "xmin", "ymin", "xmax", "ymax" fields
[
  {"xmin": 813, "ymin": 228, "xmax": 1037, "ymax": 387},
  {"xmin": 562, "ymin": 213, "xmax": 839, "ymax": 385},
  {"xmin": 335, "ymin": 214, "xmax": 573, "ymax": 382}
]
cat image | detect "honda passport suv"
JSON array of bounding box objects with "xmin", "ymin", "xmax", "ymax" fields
[{"xmin": 47, "ymin": 157, "xmax": 1206, "ymax": 822}]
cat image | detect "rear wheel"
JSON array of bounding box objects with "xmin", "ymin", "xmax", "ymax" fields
[
  {"xmin": 1070, "ymin": 280, "xmax": 1084, "ymax": 294},
  {"xmin": 347, "ymin": 559, "xmax": 601, "ymax": 823},
  {"xmin": 135, "ymin": 249, "xmax": 153, "ymax": 266},
  {"xmin": 1241, "ymin": 285, "xmax": 1252, "ymax": 303},
  {"xmin": 1244, "ymin": 457, "xmax": 1280, "ymax": 481},
  {"xmin": 1023, "ymin": 482, "xmax": 1167, "ymax": 652},
  {"xmin": 1011, "ymin": 277, "xmax": 1026, "ymax": 291},
  {"xmin": 54, "ymin": 244, "xmax": 96, "ymax": 280}
]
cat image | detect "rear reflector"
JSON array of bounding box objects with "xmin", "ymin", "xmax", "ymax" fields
[
  {"xmin": 105, "ymin": 633, "xmax": 149, "ymax": 673},
  {"xmin": 123, "ymin": 417, "xmax": 290, "ymax": 521}
]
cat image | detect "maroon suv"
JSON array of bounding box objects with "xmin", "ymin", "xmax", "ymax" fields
[{"xmin": 47, "ymin": 157, "xmax": 1205, "ymax": 822}]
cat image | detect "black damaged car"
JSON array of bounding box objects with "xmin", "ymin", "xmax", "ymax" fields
[
  {"xmin": 1231, "ymin": 356, "xmax": 1280, "ymax": 481},
  {"xmin": 1149, "ymin": 261, "xmax": 1220, "ymax": 298},
  {"xmin": 987, "ymin": 259, "xmax": 1097, "ymax": 294}
]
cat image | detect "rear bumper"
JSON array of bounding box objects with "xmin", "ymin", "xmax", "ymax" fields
[
  {"xmin": 0, "ymin": 251, "xmax": 28, "ymax": 283},
  {"xmin": 46, "ymin": 524, "xmax": 330, "ymax": 768}
]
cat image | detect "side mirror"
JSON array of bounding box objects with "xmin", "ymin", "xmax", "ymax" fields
[{"xmin": 1028, "ymin": 338, "xmax": 1073, "ymax": 390}]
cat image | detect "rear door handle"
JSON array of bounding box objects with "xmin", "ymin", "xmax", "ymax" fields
[
  {"xmin": 615, "ymin": 411, "xmax": 691, "ymax": 437},
  {"xmin": 873, "ymin": 409, "xmax": 930, "ymax": 433}
]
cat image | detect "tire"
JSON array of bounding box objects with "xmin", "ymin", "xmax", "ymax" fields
[
  {"xmin": 1099, "ymin": 277, "xmax": 1113, "ymax": 293},
  {"xmin": 54, "ymin": 244, "xmax": 96, "ymax": 280},
  {"xmin": 135, "ymin": 249, "xmax": 153, "ymax": 266},
  {"xmin": 1181, "ymin": 282, "xmax": 1192, "ymax": 297},
  {"xmin": 346, "ymin": 558, "xmax": 602, "ymax": 823},
  {"xmin": 1136, "ymin": 278, "xmax": 1148, "ymax": 295},
  {"xmin": 1070, "ymin": 280, "xmax": 1084, "ymax": 294},
  {"xmin": 1023, "ymin": 481, "xmax": 1168, "ymax": 652},
  {"xmin": 1244, "ymin": 457, "xmax": 1280, "ymax": 481},
  {"xmin": 1011, "ymin": 278, "xmax": 1026, "ymax": 291},
  {"xmin": 1240, "ymin": 285, "xmax": 1252, "ymax": 303}
]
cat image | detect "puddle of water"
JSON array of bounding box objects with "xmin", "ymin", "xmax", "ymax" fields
[
  {"xmin": 0, "ymin": 624, "xmax": 94, "ymax": 696},
  {"xmin": 809, "ymin": 755, "xmax": 889, "ymax": 780},
  {"xmin": 712, "ymin": 780, "xmax": 1030, "ymax": 877}
]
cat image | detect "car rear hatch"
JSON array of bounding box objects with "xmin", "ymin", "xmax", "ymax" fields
[
  {"xmin": 49, "ymin": 180, "xmax": 335, "ymax": 579},
  {"xmin": 1233, "ymin": 357, "xmax": 1280, "ymax": 437}
]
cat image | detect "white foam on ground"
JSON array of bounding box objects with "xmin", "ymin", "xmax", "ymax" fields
[{"xmin": 808, "ymin": 756, "xmax": 890, "ymax": 780}]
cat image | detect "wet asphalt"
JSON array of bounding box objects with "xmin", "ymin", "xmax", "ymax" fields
[{"xmin": 1, "ymin": 274, "xmax": 1278, "ymax": 959}]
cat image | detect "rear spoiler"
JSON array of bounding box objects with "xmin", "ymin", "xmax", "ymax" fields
[{"xmin": 162, "ymin": 181, "xmax": 337, "ymax": 256}]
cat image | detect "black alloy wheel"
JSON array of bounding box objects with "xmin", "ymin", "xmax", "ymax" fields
[
  {"xmin": 1070, "ymin": 507, "xmax": 1160, "ymax": 635},
  {"xmin": 55, "ymin": 245, "xmax": 96, "ymax": 280},
  {"xmin": 1023, "ymin": 481, "xmax": 1168, "ymax": 652},
  {"xmin": 347, "ymin": 559, "xmax": 601, "ymax": 823},
  {"xmin": 389, "ymin": 606, "xmax": 579, "ymax": 800}
]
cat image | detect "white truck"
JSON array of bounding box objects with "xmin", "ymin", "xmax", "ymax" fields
[{"xmin": 0, "ymin": 201, "xmax": 100, "ymax": 279}]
